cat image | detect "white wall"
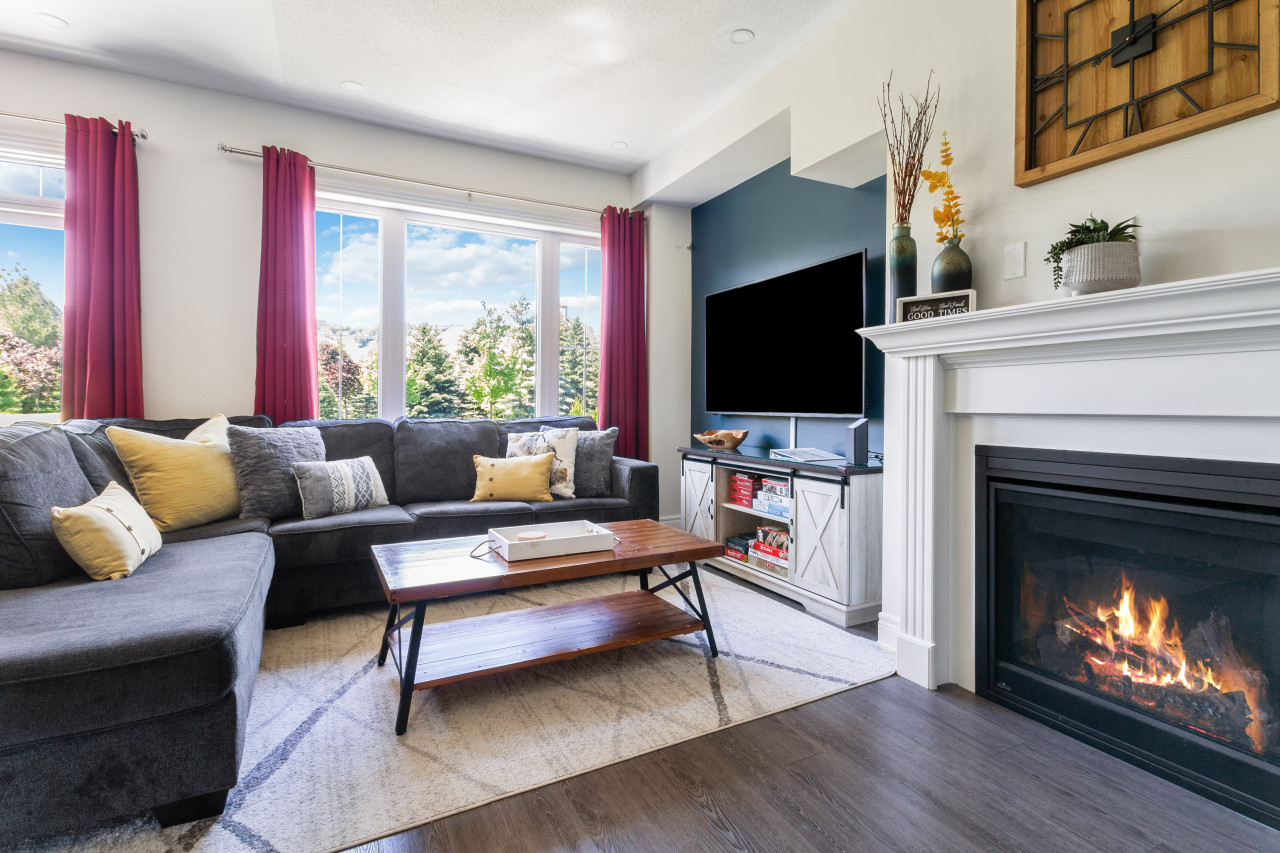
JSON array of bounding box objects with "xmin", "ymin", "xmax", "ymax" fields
[
  {"xmin": 635, "ymin": 0, "xmax": 1280, "ymax": 308},
  {"xmin": 0, "ymin": 48, "xmax": 631, "ymax": 418},
  {"xmin": 643, "ymin": 204, "xmax": 692, "ymax": 521}
]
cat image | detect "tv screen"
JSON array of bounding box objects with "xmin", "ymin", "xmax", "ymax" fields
[{"xmin": 705, "ymin": 250, "xmax": 865, "ymax": 417}]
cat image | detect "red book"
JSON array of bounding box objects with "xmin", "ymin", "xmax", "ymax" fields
[
  {"xmin": 731, "ymin": 486, "xmax": 756, "ymax": 498},
  {"xmin": 752, "ymin": 541, "xmax": 790, "ymax": 560},
  {"xmin": 725, "ymin": 547, "xmax": 747, "ymax": 562}
]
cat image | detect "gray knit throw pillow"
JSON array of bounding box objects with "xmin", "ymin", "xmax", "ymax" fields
[
  {"xmin": 545, "ymin": 425, "xmax": 617, "ymax": 498},
  {"xmin": 293, "ymin": 457, "xmax": 389, "ymax": 519},
  {"xmin": 227, "ymin": 425, "xmax": 325, "ymax": 519}
]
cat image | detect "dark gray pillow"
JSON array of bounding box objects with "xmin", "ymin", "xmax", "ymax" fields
[
  {"xmin": 62, "ymin": 419, "xmax": 136, "ymax": 497},
  {"xmin": 227, "ymin": 425, "xmax": 325, "ymax": 519},
  {"xmin": 293, "ymin": 456, "xmax": 389, "ymax": 519},
  {"xmin": 0, "ymin": 424, "xmax": 96, "ymax": 589},
  {"xmin": 545, "ymin": 425, "xmax": 617, "ymax": 498}
]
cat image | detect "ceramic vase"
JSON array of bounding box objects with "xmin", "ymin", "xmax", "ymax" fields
[
  {"xmin": 932, "ymin": 237, "xmax": 972, "ymax": 293},
  {"xmin": 888, "ymin": 222, "xmax": 917, "ymax": 322}
]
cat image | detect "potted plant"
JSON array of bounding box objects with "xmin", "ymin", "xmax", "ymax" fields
[{"xmin": 1045, "ymin": 215, "xmax": 1140, "ymax": 296}]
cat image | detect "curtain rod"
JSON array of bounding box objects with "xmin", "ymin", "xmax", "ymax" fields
[
  {"xmin": 216, "ymin": 143, "xmax": 611, "ymax": 216},
  {"xmin": 0, "ymin": 111, "xmax": 148, "ymax": 140}
]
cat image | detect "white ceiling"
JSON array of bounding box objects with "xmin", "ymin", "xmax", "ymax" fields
[{"xmin": 0, "ymin": 1, "xmax": 855, "ymax": 172}]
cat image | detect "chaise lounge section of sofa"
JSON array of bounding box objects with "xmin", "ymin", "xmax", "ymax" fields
[{"xmin": 0, "ymin": 413, "xmax": 658, "ymax": 843}]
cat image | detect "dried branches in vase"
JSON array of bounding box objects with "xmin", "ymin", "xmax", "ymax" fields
[
  {"xmin": 878, "ymin": 72, "xmax": 940, "ymax": 319},
  {"xmin": 877, "ymin": 72, "xmax": 940, "ymax": 225}
]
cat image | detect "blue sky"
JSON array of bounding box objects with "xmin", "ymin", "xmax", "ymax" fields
[
  {"xmin": 315, "ymin": 212, "xmax": 600, "ymax": 334},
  {"xmin": 0, "ymin": 222, "xmax": 65, "ymax": 308}
]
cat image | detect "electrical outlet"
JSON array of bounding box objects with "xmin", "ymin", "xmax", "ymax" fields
[{"xmin": 1004, "ymin": 242, "xmax": 1026, "ymax": 280}]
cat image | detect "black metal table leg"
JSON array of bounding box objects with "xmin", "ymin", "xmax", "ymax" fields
[
  {"xmin": 639, "ymin": 568, "xmax": 649, "ymax": 590},
  {"xmin": 377, "ymin": 603, "xmax": 400, "ymax": 666},
  {"xmin": 395, "ymin": 602, "xmax": 427, "ymax": 735},
  {"xmin": 687, "ymin": 561, "xmax": 718, "ymax": 657}
]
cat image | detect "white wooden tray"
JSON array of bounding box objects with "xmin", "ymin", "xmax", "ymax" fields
[{"xmin": 487, "ymin": 520, "xmax": 617, "ymax": 561}]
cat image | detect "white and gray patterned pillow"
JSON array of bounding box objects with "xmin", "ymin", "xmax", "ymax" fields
[
  {"xmin": 292, "ymin": 457, "xmax": 389, "ymax": 520},
  {"xmin": 507, "ymin": 427, "xmax": 577, "ymax": 498}
]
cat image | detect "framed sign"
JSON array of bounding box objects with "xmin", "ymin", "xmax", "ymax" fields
[{"xmin": 897, "ymin": 289, "xmax": 977, "ymax": 322}]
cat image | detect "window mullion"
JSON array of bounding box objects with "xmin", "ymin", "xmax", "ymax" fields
[
  {"xmin": 380, "ymin": 210, "xmax": 406, "ymax": 420},
  {"xmin": 536, "ymin": 236, "xmax": 561, "ymax": 417}
]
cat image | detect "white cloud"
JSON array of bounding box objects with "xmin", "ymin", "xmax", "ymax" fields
[
  {"xmin": 317, "ymin": 231, "xmax": 380, "ymax": 291},
  {"xmin": 5, "ymin": 250, "xmax": 17, "ymax": 259},
  {"xmin": 405, "ymin": 228, "xmax": 535, "ymax": 293}
]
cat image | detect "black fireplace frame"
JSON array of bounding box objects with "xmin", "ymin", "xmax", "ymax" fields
[{"xmin": 975, "ymin": 445, "xmax": 1280, "ymax": 829}]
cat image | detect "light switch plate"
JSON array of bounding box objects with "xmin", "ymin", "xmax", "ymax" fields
[{"xmin": 1004, "ymin": 242, "xmax": 1026, "ymax": 280}]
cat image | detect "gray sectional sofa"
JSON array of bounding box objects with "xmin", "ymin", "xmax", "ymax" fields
[{"xmin": 0, "ymin": 414, "xmax": 658, "ymax": 843}]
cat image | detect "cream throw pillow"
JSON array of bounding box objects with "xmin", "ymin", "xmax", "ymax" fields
[
  {"xmin": 51, "ymin": 481, "xmax": 162, "ymax": 580},
  {"xmin": 471, "ymin": 452, "xmax": 555, "ymax": 502},
  {"xmin": 107, "ymin": 415, "xmax": 241, "ymax": 532},
  {"xmin": 507, "ymin": 427, "xmax": 578, "ymax": 498}
]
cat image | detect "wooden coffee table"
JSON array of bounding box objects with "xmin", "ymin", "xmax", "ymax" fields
[{"xmin": 371, "ymin": 519, "xmax": 724, "ymax": 734}]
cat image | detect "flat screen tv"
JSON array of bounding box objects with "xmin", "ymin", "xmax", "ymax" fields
[{"xmin": 705, "ymin": 250, "xmax": 865, "ymax": 418}]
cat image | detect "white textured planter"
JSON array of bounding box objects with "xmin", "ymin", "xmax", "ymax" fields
[{"xmin": 1061, "ymin": 242, "xmax": 1141, "ymax": 296}]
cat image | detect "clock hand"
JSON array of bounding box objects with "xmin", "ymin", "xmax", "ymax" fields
[{"xmin": 1090, "ymin": 0, "xmax": 1187, "ymax": 67}]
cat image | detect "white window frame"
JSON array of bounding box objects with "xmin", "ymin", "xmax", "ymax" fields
[{"xmin": 314, "ymin": 185, "xmax": 600, "ymax": 421}]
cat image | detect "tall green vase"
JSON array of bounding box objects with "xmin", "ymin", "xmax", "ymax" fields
[
  {"xmin": 931, "ymin": 237, "xmax": 973, "ymax": 293},
  {"xmin": 888, "ymin": 222, "xmax": 917, "ymax": 323}
]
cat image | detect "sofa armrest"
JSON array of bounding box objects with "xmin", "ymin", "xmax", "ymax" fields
[{"xmin": 610, "ymin": 457, "xmax": 660, "ymax": 521}]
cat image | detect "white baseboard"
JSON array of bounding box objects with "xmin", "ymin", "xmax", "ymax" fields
[
  {"xmin": 659, "ymin": 514, "xmax": 681, "ymax": 529},
  {"xmin": 896, "ymin": 633, "xmax": 937, "ymax": 689}
]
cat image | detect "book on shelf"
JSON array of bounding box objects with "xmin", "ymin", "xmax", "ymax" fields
[
  {"xmin": 757, "ymin": 492, "xmax": 788, "ymax": 506},
  {"xmin": 751, "ymin": 540, "xmax": 789, "ymax": 561},
  {"xmin": 726, "ymin": 535, "xmax": 752, "ymax": 551},
  {"xmin": 752, "ymin": 499, "xmax": 790, "ymax": 519},
  {"xmin": 746, "ymin": 551, "xmax": 788, "ymax": 577},
  {"xmin": 755, "ymin": 526, "xmax": 789, "ymax": 548},
  {"xmin": 725, "ymin": 547, "xmax": 748, "ymax": 562}
]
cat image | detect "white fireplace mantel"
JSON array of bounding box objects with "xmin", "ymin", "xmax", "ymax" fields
[{"xmin": 858, "ymin": 268, "xmax": 1280, "ymax": 691}]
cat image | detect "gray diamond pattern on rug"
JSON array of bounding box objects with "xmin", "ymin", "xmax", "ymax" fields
[{"xmin": 30, "ymin": 569, "xmax": 895, "ymax": 853}]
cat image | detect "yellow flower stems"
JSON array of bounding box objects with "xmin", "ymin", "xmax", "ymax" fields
[{"xmin": 919, "ymin": 132, "xmax": 965, "ymax": 244}]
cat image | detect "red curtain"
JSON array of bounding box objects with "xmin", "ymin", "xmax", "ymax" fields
[
  {"xmin": 62, "ymin": 115, "xmax": 144, "ymax": 419},
  {"xmin": 255, "ymin": 146, "xmax": 318, "ymax": 424},
  {"xmin": 598, "ymin": 206, "xmax": 648, "ymax": 460}
]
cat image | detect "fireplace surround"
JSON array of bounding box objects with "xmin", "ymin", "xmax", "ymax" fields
[{"xmin": 976, "ymin": 445, "xmax": 1280, "ymax": 826}]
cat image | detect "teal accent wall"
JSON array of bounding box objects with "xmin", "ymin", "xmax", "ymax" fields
[{"xmin": 690, "ymin": 160, "xmax": 886, "ymax": 456}]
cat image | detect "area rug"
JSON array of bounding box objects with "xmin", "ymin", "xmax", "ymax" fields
[{"xmin": 31, "ymin": 569, "xmax": 895, "ymax": 853}]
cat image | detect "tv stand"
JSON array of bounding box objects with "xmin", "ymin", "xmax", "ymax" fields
[{"xmin": 678, "ymin": 445, "xmax": 883, "ymax": 628}]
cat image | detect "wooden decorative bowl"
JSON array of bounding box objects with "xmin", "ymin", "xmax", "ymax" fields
[{"xmin": 694, "ymin": 429, "xmax": 748, "ymax": 450}]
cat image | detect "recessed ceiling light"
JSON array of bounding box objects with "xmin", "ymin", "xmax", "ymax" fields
[
  {"xmin": 34, "ymin": 12, "xmax": 69, "ymax": 28},
  {"xmin": 611, "ymin": 141, "xmax": 629, "ymax": 150},
  {"xmin": 729, "ymin": 28, "xmax": 755, "ymax": 45},
  {"xmin": 339, "ymin": 80, "xmax": 365, "ymax": 93}
]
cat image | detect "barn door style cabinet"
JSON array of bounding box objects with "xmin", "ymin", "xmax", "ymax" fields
[{"xmin": 677, "ymin": 446, "xmax": 883, "ymax": 627}]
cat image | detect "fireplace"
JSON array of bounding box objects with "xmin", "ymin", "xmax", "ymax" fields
[{"xmin": 976, "ymin": 446, "xmax": 1280, "ymax": 827}]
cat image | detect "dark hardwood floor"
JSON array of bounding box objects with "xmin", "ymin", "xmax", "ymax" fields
[{"xmin": 350, "ymin": 667, "xmax": 1280, "ymax": 852}]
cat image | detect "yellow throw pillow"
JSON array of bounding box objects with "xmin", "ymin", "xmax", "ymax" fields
[
  {"xmin": 471, "ymin": 452, "xmax": 555, "ymax": 502},
  {"xmin": 51, "ymin": 481, "xmax": 162, "ymax": 580},
  {"xmin": 107, "ymin": 415, "xmax": 241, "ymax": 532}
]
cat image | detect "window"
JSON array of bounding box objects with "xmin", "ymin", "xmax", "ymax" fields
[
  {"xmin": 558, "ymin": 244, "xmax": 601, "ymax": 419},
  {"xmin": 0, "ymin": 152, "xmax": 66, "ymax": 421},
  {"xmin": 315, "ymin": 211, "xmax": 380, "ymax": 419},
  {"xmin": 315, "ymin": 195, "xmax": 599, "ymax": 422},
  {"xmin": 404, "ymin": 224, "xmax": 538, "ymax": 419}
]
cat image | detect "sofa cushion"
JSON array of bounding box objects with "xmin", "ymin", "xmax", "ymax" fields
[
  {"xmin": 498, "ymin": 415, "xmax": 596, "ymax": 446},
  {"xmin": 0, "ymin": 424, "xmax": 96, "ymax": 589},
  {"xmin": 279, "ymin": 418, "xmax": 398, "ymax": 499},
  {"xmin": 227, "ymin": 424, "xmax": 325, "ymax": 519},
  {"xmin": 406, "ymin": 499, "xmax": 536, "ymax": 540},
  {"xmin": 395, "ymin": 418, "xmax": 500, "ymax": 504},
  {"xmin": 294, "ymin": 456, "xmax": 389, "ymax": 519},
  {"xmin": 531, "ymin": 497, "xmax": 633, "ymax": 524},
  {"xmin": 62, "ymin": 419, "xmax": 137, "ymax": 496},
  {"xmin": 546, "ymin": 425, "xmax": 617, "ymax": 498},
  {"xmin": 269, "ymin": 504, "xmax": 414, "ymax": 569},
  {"xmin": 0, "ymin": 531, "xmax": 274, "ymax": 749},
  {"xmin": 92, "ymin": 414, "xmax": 273, "ymax": 439},
  {"xmin": 160, "ymin": 516, "xmax": 271, "ymax": 545}
]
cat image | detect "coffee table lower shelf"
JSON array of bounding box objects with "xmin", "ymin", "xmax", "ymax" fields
[{"xmin": 386, "ymin": 590, "xmax": 704, "ymax": 697}]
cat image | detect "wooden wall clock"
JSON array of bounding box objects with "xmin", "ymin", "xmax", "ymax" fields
[{"xmin": 1015, "ymin": 0, "xmax": 1280, "ymax": 187}]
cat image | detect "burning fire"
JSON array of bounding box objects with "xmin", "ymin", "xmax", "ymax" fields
[{"xmin": 1060, "ymin": 574, "xmax": 1268, "ymax": 755}]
